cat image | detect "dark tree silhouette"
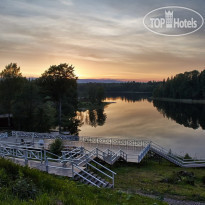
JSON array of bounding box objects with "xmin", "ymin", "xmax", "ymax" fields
[
  {"xmin": 0, "ymin": 63, "xmax": 25, "ymax": 127},
  {"xmin": 153, "ymin": 70, "xmax": 205, "ymax": 100},
  {"xmin": 39, "ymin": 63, "xmax": 78, "ymax": 132}
]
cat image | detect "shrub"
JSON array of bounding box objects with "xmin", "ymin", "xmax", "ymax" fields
[
  {"xmin": 12, "ymin": 177, "xmax": 37, "ymax": 200},
  {"xmin": 202, "ymin": 176, "xmax": 205, "ymax": 185},
  {"xmin": 49, "ymin": 138, "xmax": 63, "ymax": 155},
  {"xmin": 0, "ymin": 168, "xmax": 9, "ymax": 186},
  {"xmin": 162, "ymin": 171, "xmax": 195, "ymax": 186},
  {"xmin": 0, "ymin": 159, "xmax": 19, "ymax": 180},
  {"xmin": 184, "ymin": 153, "xmax": 192, "ymax": 159}
]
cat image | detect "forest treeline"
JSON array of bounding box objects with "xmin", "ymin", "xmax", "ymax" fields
[
  {"xmin": 0, "ymin": 63, "xmax": 79, "ymax": 133},
  {"xmin": 78, "ymin": 81, "xmax": 160, "ymax": 96},
  {"xmin": 153, "ymin": 70, "xmax": 205, "ymax": 100},
  {"xmin": 0, "ymin": 63, "xmax": 108, "ymax": 133},
  {"xmin": 2, "ymin": 62, "xmax": 204, "ymax": 133}
]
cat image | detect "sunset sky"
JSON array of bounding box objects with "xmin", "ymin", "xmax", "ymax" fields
[{"xmin": 0, "ymin": 0, "xmax": 205, "ymax": 81}]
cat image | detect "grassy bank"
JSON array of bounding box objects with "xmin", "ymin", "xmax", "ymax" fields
[
  {"xmin": 150, "ymin": 97, "xmax": 205, "ymax": 104},
  {"xmin": 112, "ymin": 159, "xmax": 205, "ymax": 201},
  {"xmin": 0, "ymin": 158, "xmax": 166, "ymax": 205}
]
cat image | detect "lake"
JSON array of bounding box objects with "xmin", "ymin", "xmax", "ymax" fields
[{"xmin": 77, "ymin": 93, "xmax": 205, "ymax": 158}]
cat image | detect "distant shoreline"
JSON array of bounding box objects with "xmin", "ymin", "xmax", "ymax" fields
[
  {"xmin": 106, "ymin": 91, "xmax": 152, "ymax": 94},
  {"xmin": 150, "ymin": 97, "xmax": 205, "ymax": 104},
  {"xmin": 78, "ymin": 101, "xmax": 113, "ymax": 111}
]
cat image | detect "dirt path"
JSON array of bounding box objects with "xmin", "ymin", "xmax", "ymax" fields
[{"xmin": 136, "ymin": 191, "xmax": 205, "ymax": 205}]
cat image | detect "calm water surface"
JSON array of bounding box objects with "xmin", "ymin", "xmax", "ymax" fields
[{"xmin": 77, "ymin": 94, "xmax": 205, "ymax": 158}]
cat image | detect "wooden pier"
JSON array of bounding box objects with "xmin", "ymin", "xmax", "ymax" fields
[{"xmin": 1, "ymin": 131, "xmax": 205, "ymax": 188}]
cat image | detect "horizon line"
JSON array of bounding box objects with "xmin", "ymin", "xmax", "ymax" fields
[{"xmin": 25, "ymin": 76, "xmax": 162, "ymax": 83}]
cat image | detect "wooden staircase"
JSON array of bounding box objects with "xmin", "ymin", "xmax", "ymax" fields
[
  {"xmin": 150, "ymin": 143, "xmax": 205, "ymax": 168},
  {"xmin": 74, "ymin": 170, "xmax": 113, "ymax": 188}
]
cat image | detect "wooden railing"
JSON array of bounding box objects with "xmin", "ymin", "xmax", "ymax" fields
[
  {"xmin": 11, "ymin": 131, "xmax": 79, "ymax": 140},
  {"xmin": 150, "ymin": 143, "xmax": 205, "ymax": 167},
  {"xmin": 138, "ymin": 144, "xmax": 150, "ymax": 162},
  {"xmin": 80, "ymin": 137, "xmax": 151, "ymax": 147},
  {"xmin": 0, "ymin": 132, "xmax": 8, "ymax": 139}
]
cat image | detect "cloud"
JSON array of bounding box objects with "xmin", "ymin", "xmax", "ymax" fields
[
  {"xmin": 0, "ymin": 0, "xmax": 205, "ymax": 79},
  {"xmin": 59, "ymin": 0, "xmax": 73, "ymax": 6}
]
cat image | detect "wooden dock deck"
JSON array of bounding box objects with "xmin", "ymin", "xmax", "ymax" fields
[
  {"xmin": 7, "ymin": 157, "xmax": 84, "ymax": 177},
  {"xmin": 1, "ymin": 132, "xmax": 205, "ymax": 189},
  {"xmin": 64, "ymin": 140, "xmax": 144, "ymax": 163}
]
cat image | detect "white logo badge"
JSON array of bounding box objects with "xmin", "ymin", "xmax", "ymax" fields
[{"xmin": 143, "ymin": 6, "xmax": 204, "ymax": 36}]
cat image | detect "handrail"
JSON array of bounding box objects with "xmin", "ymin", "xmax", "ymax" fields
[
  {"xmin": 73, "ymin": 171, "xmax": 100, "ymax": 188},
  {"xmin": 12, "ymin": 130, "xmax": 79, "ymax": 140},
  {"xmin": 150, "ymin": 145, "xmax": 184, "ymax": 164},
  {"xmin": 120, "ymin": 150, "xmax": 127, "ymax": 161},
  {"xmin": 138, "ymin": 144, "xmax": 150, "ymax": 162},
  {"xmin": 0, "ymin": 132, "xmax": 8, "ymax": 139},
  {"xmin": 96, "ymin": 148, "xmax": 109, "ymax": 157},
  {"xmin": 48, "ymin": 165, "xmax": 71, "ymax": 170},
  {"xmin": 0, "ymin": 140, "xmax": 51, "ymax": 149},
  {"xmin": 90, "ymin": 158, "xmax": 116, "ymax": 175},
  {"xmin": 87, "ymin": 162, "xmax": 112, "ymax": 180},
  {"xmin": 110, "ymin": 149, "xmax": 127, "ymax": 162},
  {"xmin": 45, "ymin": 150, "xmax": 60, "ymax": 159},
  {"xmin": 81, "ymin": 137, "xmax": 151, "ymax": 147},
  {"xmin": 73, "ymin": 148, "xmax": 97, "ymax": 166},
  {"xmin": 107, "ymin": 149, "xmax": 115, "ymax": 156},
  {"xmin": 151, "ymin": 142, "xmax": 184, "ymax": 159},
  {"xmin": 111, "ymin": 150, "xmax": 120, "ymax": 162},
  {"xmin": 73, "ymin": 164, "xmax": 105, "ymax": 186},
  {"xmin": 60, "ymin": 147, "xmax": 83, "ymax": 159},
  {"xmin": 59, "ymin": 152, "xmax": 81, "ymax": 162},
  {"xmin": 150, "ymin": 144, "xmax": 205, "ymax": 167},
  {"xmin": 78, "ymin": 149, "xmax": 95, "ymax": 160}
]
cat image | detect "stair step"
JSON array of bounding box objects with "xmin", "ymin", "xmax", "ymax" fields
[
  {"xmin": 102, "ymin": 182, "xmax": 109, "ymax": 188},
  {"xmin": 96, "ymin": 180, "xmax": 103, "ymax": 187},
  {"xmin": 86, "ymin": 175, "xmax": 95, "ymax": 181},
  {"xmin": 80, "ymin": 171, "xmax": 87, "ymax": 177},
  {"xmin": 75, "ymin": 173, "xmax": 112, "ymax": 188},
  {"xmin": 84, "ymin": 180, "xmax": 90, "ymax": 185},
  {"xmin": 107, "ymin": 183, "xmax": 113, "ymax": 188},
  {"xmin": 74, "ymin": 175, "xmax": 81, "ymax": 181}
]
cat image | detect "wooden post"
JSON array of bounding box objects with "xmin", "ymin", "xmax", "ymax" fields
[
  {"xmin": 25, "ymin": 150, "xmax": 28, "ymax": 166},
  {"xmin": 2, "ymin": 148, "xmax": 5, "ymax": 158},
  {"xmin": 96, "ymin": 148, "xmax": 98, "ymax": 158},
  {"xmin": 80, "ymin": 147, "xmax": 84, "ymax": 155},
  {"xmin": 41, "ymin": 149, "xmax": 43, "ymax": 164},
  {"xmin": 15, "ymin": 132, "xmax": 17, "ymax": 143},
  {"xmin": 85, "ymin": 154, "xmax": 88, "ymax": 171},
  {"xmin": 44, "ymin": 149, "xmax": 47, "ymax": 162},
  {"xmin": 45, "ymin": 158, "xmax": 48, "ymax": 172},
  {"xmin": 32, "ymin": 133, "xmax": 34, "ymax": 145},
  {"xmin": 71, "ymin": 162, "xmax": 74, "ymax": 178}
]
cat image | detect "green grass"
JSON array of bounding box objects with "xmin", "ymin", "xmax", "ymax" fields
[
  {"xmin": 0, "ymin": 158, "xmax": 166, "ymax": 205},
  {"xmin": 112, "ymin": 158, "xmax": 205, "ymax": 201}
]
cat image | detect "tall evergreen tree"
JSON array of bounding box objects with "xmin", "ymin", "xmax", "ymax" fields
[
  {"xmin": 38, "ymin": 63, "xmax": 78, "ymax": 132},
  {"xmin": 0, "ymin": 63, "xmax": 25, "ymax": 127}
]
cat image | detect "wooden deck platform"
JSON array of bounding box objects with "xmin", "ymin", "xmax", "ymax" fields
[
  {"xmin": 7, "ymin": 157, "xmax": 84, "ymax": 177},
  {"xmin": 64, "ymin": 141, "xmax": 145, "ymax": 163}
]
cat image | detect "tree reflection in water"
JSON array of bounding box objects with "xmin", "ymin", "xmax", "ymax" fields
[
  {"xmin": 76, "ymin": 108, "xmax": 107, "ymax": 127},
  {"xmin": 106, "ymin": 92, "xmax": 151, "ymax": 103},
  {"xmin": 153, "ymin": 100, "xmax": 205, "ymax": 130},
  {"xmin": 77, "ymin": 93, "xmax": 205, "ymax": 131}
]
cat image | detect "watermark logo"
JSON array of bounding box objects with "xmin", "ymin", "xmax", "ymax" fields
[{"xmin": 143, "ymin": 6, "xmax": 204, "ymax": 36}]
